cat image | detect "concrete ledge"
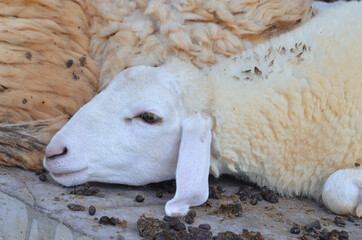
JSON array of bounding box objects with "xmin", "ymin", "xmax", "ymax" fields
[
  {"xmin": 0, "ymin": 166, "xmax": 361, "ymax": 239},
  {"xmin": 0, "ymin": 191, "xmax": 90, "ymax": 240}
]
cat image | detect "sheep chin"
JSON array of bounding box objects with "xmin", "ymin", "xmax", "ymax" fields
[
  {"xmin": 49, "ymin": 170, "xmax": 89, "ymax": 187},
  {"xmin": 51, "ymin": 167, "xmax": 88, "ymax": 178}
]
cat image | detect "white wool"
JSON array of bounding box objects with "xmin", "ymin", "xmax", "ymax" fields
[
  {"xmin": 88, "ymin": 0, "xmax": 314, "ymax": 89},
  {"xmin": 204, "ymin": 1, "xmax": 361, "ymax": 197}
]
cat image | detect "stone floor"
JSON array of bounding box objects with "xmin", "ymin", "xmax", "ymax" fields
[{"xmin": 0, "ymin": 166, "xmax": 360, "ymax": 240}]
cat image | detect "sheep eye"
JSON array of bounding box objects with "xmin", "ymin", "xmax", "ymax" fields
[{"xmin": 138, "ymin": 112, "xmax": 159, "ymax": 124}]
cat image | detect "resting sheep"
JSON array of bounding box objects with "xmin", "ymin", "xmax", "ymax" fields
[
  {"xmin": 0, "ymin": 0, "xmax": 98, "ymax": 170},
  {"xmin": 90, "ymin": 0, "xmax": 315, "ymax": 89},
  {"xmin": 44, "ymin": 2, "xmax": 362, "ymax": 217},
  {"xmin": 0, "ymin": 0, "xmax": 313, "ymax": 170}
]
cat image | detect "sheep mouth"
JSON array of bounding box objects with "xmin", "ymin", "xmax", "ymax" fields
[{"xmin": 52, "ymin": 167, "xmax": 88, "ymax": 178}]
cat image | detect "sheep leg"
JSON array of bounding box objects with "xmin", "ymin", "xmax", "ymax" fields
[{"xmin": 322, "ymin": 168, "xmax": 362, "ymax": 217}]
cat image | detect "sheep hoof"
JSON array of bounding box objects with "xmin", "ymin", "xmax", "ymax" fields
[{"xmin": 322, "ymin": 168, "xmax": 362, "ymax": 217}]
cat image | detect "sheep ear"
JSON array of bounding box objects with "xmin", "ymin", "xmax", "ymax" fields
[{"xmin": 165, "ymin": 113, "xmax": 212, "ymax": 216}]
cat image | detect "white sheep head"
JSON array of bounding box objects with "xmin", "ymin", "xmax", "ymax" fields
[{"xmin": 43, "ymin": 65, "xmax": 212, "ymax": 216}]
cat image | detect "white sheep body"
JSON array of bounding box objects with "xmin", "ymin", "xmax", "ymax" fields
[
  {"xmin": 44, "ymin": 2, "xmax": 362, "ymax": 217},
  {"xmin": 168, "ymin": 1, "xmax": 361, "ymax": 201}
]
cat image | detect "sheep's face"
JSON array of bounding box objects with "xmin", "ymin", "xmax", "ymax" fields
[{"xmin": 43, "ymin": 66, "xmax": 184, "ymax": 186}]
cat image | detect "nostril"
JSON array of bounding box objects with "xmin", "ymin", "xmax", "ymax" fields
[
  {"xmin": 62, "ymin": 147, "xmax": 68, "ymax": 155},
  {"xmin": 46, "ymin": 146, "xmax": 68, "ymax": 160}
]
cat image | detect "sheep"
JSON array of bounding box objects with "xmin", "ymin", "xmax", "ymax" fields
[
  {"xmin": 0, "ymin": 0, "xmax": 98, "ymax": 170},
  {"xmin": 43, "ymin": 2, "xmax": 362, "ymax": 217},
  {"xmin": 0, "ymin": 0, "xmax": 314, "ymax": 170},
  {"xmin": 89, "ymin": 0, "xmax": 315, "ymax": 89}
]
